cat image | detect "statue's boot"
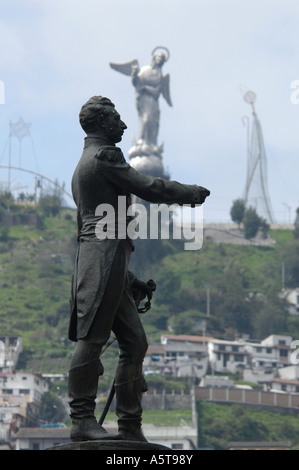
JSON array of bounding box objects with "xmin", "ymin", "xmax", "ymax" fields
[
  {"xmin": 115, "ymin": 376, "xmax": 148, "ymax": 442},
  {"xmin": 68, "ymin": 359, "xmax": 120, "ymax": 442}
]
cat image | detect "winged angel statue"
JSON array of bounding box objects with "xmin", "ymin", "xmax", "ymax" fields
[{"xmin": 110, "ymin": 47, "xmax": 172, "ymax": 149}]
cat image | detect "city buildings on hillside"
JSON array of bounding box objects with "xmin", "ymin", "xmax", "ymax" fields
[
  {"xmin": 0, "ymin": 370, "xmax": 50, "ymax": 449},
  {"xmin": 144, "ymin": 335, "xmax": 215, "ymax": 379},
  {"xmin": 0, "ymin": 332, "xmax": 299, "ymax": 449},
  {"xmin": 143, "ymin": 333, "xmax": 296, "ymax": 388}
]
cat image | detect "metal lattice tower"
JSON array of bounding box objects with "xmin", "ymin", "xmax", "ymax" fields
[
  {"xmin": 0, "ymin": 118, "xmax": 73, "ymax": 202},
  {"xmin": 242, "ymin": 90, "xmax": 275, "ymax": 224}
]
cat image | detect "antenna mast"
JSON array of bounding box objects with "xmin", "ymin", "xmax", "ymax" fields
[{"xmin": 243, "ymin": 90, "xmax": 275, "ymax": 224}]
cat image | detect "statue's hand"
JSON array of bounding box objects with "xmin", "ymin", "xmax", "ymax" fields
[
  {"xmin": 192, "ymin": 186, "xmax": 210, "ymax": 206},
  {"xmin": 131, "ymin": 64, "xmax": 139, "ymax": 75},
  {"xmin": 131, "ymin": 279, "xmax": 156, "ymax": 314},
  {"xmin": 131, "ymin": 278, "xmax": 155, "ymax": 303}
]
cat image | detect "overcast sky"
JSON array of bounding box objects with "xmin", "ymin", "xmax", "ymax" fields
[{"xmin": 0, "ymin": 0, "xmax": 299, "ymax": 223}]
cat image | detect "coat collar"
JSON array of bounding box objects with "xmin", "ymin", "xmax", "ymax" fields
[{"xmin": 84, "ymin": 135, "xmax": 115, "ymax": 148}]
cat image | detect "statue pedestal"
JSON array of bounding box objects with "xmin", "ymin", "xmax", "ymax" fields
[{"xmin": 46, "ymin": 440, "xmax": 170, "ymax": 451}]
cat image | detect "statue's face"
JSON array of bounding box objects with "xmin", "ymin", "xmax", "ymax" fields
[
  {"xmin": 101, "ymin": 108, "xmax": 127, "ymax": 143},
  {"xmin": 153, "ymin": 53, "xmax": 166, "ymax": 67}
]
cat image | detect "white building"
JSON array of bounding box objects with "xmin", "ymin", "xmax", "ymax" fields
[
  {"xmin": 242, "ymin": 367, "xmax": 275, "ymax": 386},
  {"xmin": 14, "ymin": 427, "xmax": 71, "ymax": 450},
  {"xmin": 0, "ymin": 371, "xmax": 49, "ymax": 406},
  {"xmin": 260, "ymin": 334, "xmax": 292, "ymax": 365},
  {"xmin": 200, "ymin": 375, "xmax": 235, "ymax": 388},
  {"xmin": 161, "ymin": 334, "xmax": 212, "ymax": 353},
  {"xmin": 244, "ymin": 342, "xmax": 279, "ymax": 369},
  {"xmin": 0, "ymin": 336, "xmax": 23, "ymax": 372},
  {"xmin": 208, "ymin": 339, "xmax": 248, "ymax": 374},
  {"xmin": 278, "ymin": 364, "xmax": 299, "ymax": 381},
  {"xmin": 144, "ymin": 423, "xmax": 197, "ymax": 450},
  {"xmin": 157, "ymin": 335, "xmax": 213, "ymax": 378},
  {"xmin": 271, "ymin": 378, "xmax": 299, "ymax": 394}
]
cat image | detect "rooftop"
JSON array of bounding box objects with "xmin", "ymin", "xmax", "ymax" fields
[{"xmin": 161, "ymin": 335, "xmax": 215, "ymax": 344}]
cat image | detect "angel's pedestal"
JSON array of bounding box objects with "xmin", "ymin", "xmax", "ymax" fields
[{"xmin": 128, "ymin": 141, "xmax": 168, "ymax": 179}]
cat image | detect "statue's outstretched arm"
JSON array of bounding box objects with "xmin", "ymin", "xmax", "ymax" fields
[{"xmin": 95, "ymin": 148, "xmax": 210, "ymax": 206}]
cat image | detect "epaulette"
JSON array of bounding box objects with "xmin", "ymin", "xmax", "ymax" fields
[{"xmin": 95, "ymin": 146, "xmax": 126, "ymax": 163}]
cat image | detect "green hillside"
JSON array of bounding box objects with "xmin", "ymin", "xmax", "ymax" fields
[
  {"xmin": 197, "ymin": 401, "xmax": 299, "ymax": 450},
  {"xmin": 131, "ymin": 228, "xmax": 299, "ymax": 341},
  {"xmin": 0, "ymin": 204, "xmax": 299, "ymax": 373},
  {"xmin": 0, "ymin": 208, "xmax": 78, "ymax": 372}
]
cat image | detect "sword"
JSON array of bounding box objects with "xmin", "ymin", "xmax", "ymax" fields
[{"xmin": 98, "ymin": 337, "xmax": 117, "ymax": 426}]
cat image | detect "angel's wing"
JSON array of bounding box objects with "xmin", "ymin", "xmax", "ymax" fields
[
  {"xmin": 161, "ymin": 74, "xmax": 172, "ymax": 107},
  {"xmin": 109, "ymin": 59, "xmax": 139, "ymax": 76}
]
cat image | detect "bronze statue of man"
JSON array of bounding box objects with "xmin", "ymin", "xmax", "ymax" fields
[{"xmin": 68, "ymin": 96, "xmax": 210, "ymax": 442}]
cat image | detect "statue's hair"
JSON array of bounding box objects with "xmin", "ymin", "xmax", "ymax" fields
[{"xmin": 79, "ymin": 96, "xmax": 115, "ymax": 133}]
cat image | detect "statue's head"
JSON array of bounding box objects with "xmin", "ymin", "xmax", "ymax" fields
[
  {"xmin": 151, "ymin": 52, "xmax": 166, "ymax": 67},
  {"xmin": 79, "ymin": 96, "xmax": 127, "ymax": 143},
  {"xmin": 151, "ymin": 47, "xmax": 170, "ymax": 68}
]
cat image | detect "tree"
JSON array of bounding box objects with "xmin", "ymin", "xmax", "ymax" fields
[
  {"xmin": 0, "ymin": 226, "xmax": 10, "ymax": 241},
  {"xmin": 230, "ymin": 200, "xmax": 270, "ymax": 239},
  {"xmin": 214, "ymin": 262, "xmax": 253, "ymax": 335},
  {"xmin": 38, "ymin": 180, "xmax": 65, "ymax": 217},
  {"xmin": 39, "ymin": 390, "xmax": 67, "ymax": 424},
  {"xmin": 282, "ymin": 240, "xmax": 299, "ymax": 288},
  {"xmin": 38, "ymin": 194, "xmax": 62, "ymax": 217},
  {"xmin": 252, "ymin": 295, "xmax": 287, "ymax": 338},
  {"xmin": 155, "ymin": 271, "xmax": 181, "ymax": 307},
  {"xmin": 0, "ymin": 190, "xmax": 14, "ymax": 210},
  {"xmin": 170, "ymin": 312, "xmax": 194, "ymax": 335},
  {"xmin": 259, "ymin": 217, "xmax": 270, "ymax": 239},
  {"xmin": 243, "ymin": 207, "xmax": 261, "ymax": 239},
  {"xmin": 230, "ymin": 199, "xmax": 245, "ymax": 227}
]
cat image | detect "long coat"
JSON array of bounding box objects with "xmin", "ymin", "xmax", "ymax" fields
[{"xmin": 69, "ymin": 136, "xmax": 206, "ymax": 341}]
